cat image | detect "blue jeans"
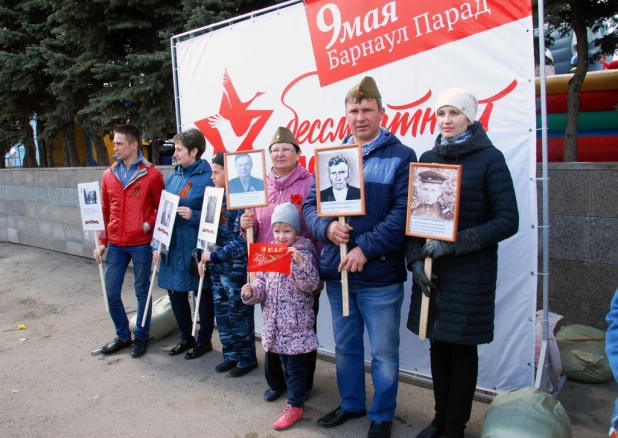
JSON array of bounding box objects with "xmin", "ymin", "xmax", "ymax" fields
[
  {"xmin": 104, "ymin": 243, "xmax": 152, "ymax": 341},
  {"xmin": 326, "ymin": 281, "xmax": 403, "ymax": 421}
]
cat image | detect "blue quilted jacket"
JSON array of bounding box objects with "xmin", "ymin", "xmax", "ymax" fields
[
  {"xmin": 157, "ymin": 159, "xmax": 213, "ymax": 291},
  {"xmin": 304, "ymin": 131, "xmax": 417, "ymax": 285}
]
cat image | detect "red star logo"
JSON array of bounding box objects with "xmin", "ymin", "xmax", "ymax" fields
[{"xmin": 195, "ymin": 69, "xmax": 273, "ymax": 153}]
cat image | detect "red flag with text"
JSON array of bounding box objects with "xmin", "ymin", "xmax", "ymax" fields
[{"xmin": 248, "ymin": 243, "xmax": 291, "ymax": 274}]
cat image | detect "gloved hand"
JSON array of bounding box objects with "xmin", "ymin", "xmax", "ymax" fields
[
  {"xmin": 421, "ymin": 240, "xmax": 455, "ymax": 259},
  {"xmin": 410, "ymin": 260, "xmax": 438, "ymax": 297}
]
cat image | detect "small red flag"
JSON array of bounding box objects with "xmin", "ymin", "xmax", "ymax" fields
[{"xmin": 248, "ymin": 243, "xmax": 291, "ymax": 274}]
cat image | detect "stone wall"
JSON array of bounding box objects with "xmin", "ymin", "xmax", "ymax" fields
[
  {"xmin": 537, "ymin": 163, "xmax": 618, "ymax": 330},
  {"xmin": 1, "ymin": 164, "xmax": 617, "ymax": 329},
  {"xmin": 0, "ymin": 167, "xmax": 172, "ymax": 258}
]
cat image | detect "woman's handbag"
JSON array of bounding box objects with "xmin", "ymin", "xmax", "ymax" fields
[{"xmin": 190, "ymin": 248, "xmax": 204, "ymax": 277}]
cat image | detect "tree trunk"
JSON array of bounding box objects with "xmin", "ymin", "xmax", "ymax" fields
[
  {"xmin": 62, "ymin": 124, "xmax": 80, "ymax": 167},
  {"xmin": 564, "ymin": 0, "xmax": 588, "ymax": 162},
  {"xmin": 0, "ymin": 145, "xmax": 8, "ymax": 169},
  {"xmin": 81, "ymin": 125, "xmax": 93, "ymax": 167},
  {"xmin": 150, "ymin": 138, "xmax": 160, "ymax": 165},
  {"xmin": 45, "ymin": 136, "xmax": 55, "ymax": 168},
  {"xmin": 91, "ymin": 131, "xmax": 111, "ymax": 166}
]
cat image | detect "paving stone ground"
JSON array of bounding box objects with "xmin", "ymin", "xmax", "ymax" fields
[{"xmin": 0, "ymin": 243, "xmax": 614, "ymax": 437}]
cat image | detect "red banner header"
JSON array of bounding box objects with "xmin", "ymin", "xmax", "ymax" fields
[{"xmin": 305, "ymin": 0, "xmax": 531, "ymax": 86}]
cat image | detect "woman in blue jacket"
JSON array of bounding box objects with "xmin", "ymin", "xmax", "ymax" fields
[
  {"xmin": 406, "ymin": 88, "xmax": 519, "ymax": 438},
  {"xmin": 154, "ymin": 129, "xmax": 215, "ymax": 360}
]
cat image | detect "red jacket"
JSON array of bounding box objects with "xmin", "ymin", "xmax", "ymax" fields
[{"xmin": 99, "ymin": 160, "xmax": 164, "ymax": 247}]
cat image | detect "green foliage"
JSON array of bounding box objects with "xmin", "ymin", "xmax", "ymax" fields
[
  {"xmin": 540, "ymin": 0, "xmax": 618, "ymax": 61},
  {"xmin": 0, "ymin": 0, "xmax": 281, "ymax": 166},
  {"xmin": 0, "ymin": 0, "xmax": 54, "ymax": 166}
]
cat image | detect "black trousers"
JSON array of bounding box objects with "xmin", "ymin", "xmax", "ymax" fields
[
  {"xmin": 265, "ymin": 292, "xmax": 320, "ymax": 392},
  {"xmin": 280, "ymin": 352, "xmax": 311, "ymax": 407},
  {"xmin": 430, "ymin": 340, "xmax": 478, "ymax": 432},
  {"xmin": 168, "ymin": 288, "xmax": 215, "ymax": 345}
]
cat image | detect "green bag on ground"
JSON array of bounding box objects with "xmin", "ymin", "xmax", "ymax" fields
[
  {"xmin": 481, "ymin": 387, "xmax": 571, "ymax": 438},
  {"xmin": 555, "ymin": 324, "xmax": 611, "ymax": 383},
  {"xmin": 129, "ymin": 295, "xmax": 177, "ymax": 341}
]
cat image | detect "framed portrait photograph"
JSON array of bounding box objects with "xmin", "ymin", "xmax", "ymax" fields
[
  {"xmin": 224, "ymin": 150, "xmax": 268, "ymax": 210},
  {"xmin": 406, "ymin": 163, "xmax": 462, "ymax": 242},
  {"xmin": 77, "ymin": 182, "xmax": 104, "ymax": 231},
  {"xmin": 197, "ymin": 187, "xmax": 225, "ymax": 249},
  {"xmin": 153, "ymin": 190, "xmax": 180, "ymax": 246},
  {"xmin": 315, "ymin": 144, "xmax": 365, "ymax": 217}
]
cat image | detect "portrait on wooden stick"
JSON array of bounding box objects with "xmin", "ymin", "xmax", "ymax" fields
[
  {"xmin": 315, "ymin": 144, "xmax": 365, "ymax": 217},
  {"xmin": 224, "ymin": 150, "xmax": 268, "ymax": 210},
  {"xmin": 406, "ymin": 163, "xmax": 462, "ymax": 242}
]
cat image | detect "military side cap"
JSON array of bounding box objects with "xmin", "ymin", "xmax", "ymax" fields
[
  {"xmin": 212, "ymin": 152, "xmax": 225, "ymax": 167},
  {"xmin": 270, "ymin": 126, "xmax": 299, "ymax": 148},
  {"xmin": 348, "ymin": 76, "xmax": 381, "ymax": 99},
  {"xmin": 419, "ymin": 170, "xmax": 447, "ymax": 183}
]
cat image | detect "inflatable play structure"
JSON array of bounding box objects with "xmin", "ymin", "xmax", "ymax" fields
[{"xmin": 536, "ymin": 69, "xmax": 618, "ymax": 162}]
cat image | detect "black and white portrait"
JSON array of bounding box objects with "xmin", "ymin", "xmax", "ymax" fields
[
  {"xmin": 225, "ymin": 150, "xmax": 268, "ymax": 210},
  {"xmin": 198, "ymin": 186, "xmax": 225, "ymax": 246},
  {"xmin": 161, "ymin": 199, "xmax": 173, "ymax": 227},
  {"xmin": 315, "ymin": 144, "xmax": 364, "ymax": 217},
  {"xmin": 319, "ymin": 155, "xmax": 361, "ymax": 202},
  {"xmin": 407, "ymin": 163, "xmax": 461, "ymax": 241},
  {"xmin": 77, "ymin": 182, "xmax": 105, "ymax": 231},
  {"xmin": 204, "ymin": 195, "xmax": 217, "ymax": 224},
  {"xmin": 83, "ymin": 189, "xmax": 97, "ymax": 205}
]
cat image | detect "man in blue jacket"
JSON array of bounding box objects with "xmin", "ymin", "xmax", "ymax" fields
[{"xmin": 304, "ymin": 76, "xmax": 417, "ymax": 438}]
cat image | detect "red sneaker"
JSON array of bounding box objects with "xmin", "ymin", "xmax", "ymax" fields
[{"xmin": 273, "ymin": 404, "xmax": 303, "ymax": 430}]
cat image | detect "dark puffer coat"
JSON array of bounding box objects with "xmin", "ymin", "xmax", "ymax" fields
[{"xmin": 405, "ymin": 122, "xmax": 519, "ymax": 345}]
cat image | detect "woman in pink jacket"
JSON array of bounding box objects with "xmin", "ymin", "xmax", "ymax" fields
[
  {"xmin": 242, "ymin": 202, "xmax": 321, "ymax": 430},
  {"xmin": 240, "ymin": 126, "xmax": 321, "ymax": 403}
]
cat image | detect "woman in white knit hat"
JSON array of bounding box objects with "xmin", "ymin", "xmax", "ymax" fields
[{"xmin": 405, "ymin": 88, "xmax": 520, "ymax": 438}]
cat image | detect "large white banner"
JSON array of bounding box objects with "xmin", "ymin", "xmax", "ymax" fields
[{"xmin": 174, "ymin": 0, "xmax": 537, "ymax": 392}]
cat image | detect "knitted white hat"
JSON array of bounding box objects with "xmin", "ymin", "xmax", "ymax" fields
[
  {"xmin": 435, "ymin": 88, "xmax": 478, "ymax": 123},
  {"xmin": 271, "ymin": 202, "xmax": 300, "ymax": 233}
]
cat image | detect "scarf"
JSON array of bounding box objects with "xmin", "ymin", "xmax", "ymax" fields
[{"xmin": 439, "ymin": 129, "xmax": 474, "ymax": 146}]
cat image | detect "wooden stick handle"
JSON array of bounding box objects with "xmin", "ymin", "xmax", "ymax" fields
[
  {"xmin": 418, "ymin": 240, "xmax": 433, "ymax": 340},
  {"xmin": 142, "ymin": 248, "xmax": 160, "ymax": 327},
  {"xmin": 339, "ymin": 216, "xmax": 349, "ymax": 317},
  {"xmin": 94, "ymin": 233, "xmax": 109, "ymax": 313},
  {"xmin": 192, "ymin": 274, "xmax": 205, "ymax": 337},
  {"xmin": 246, "ymin": 209, "xmax": 256, "ymax": 283},
  {"xmin": 559, "ymin": 338, "xmax": 605, "ymax": 343}
]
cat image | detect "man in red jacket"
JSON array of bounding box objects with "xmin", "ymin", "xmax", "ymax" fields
[{"xmin": 93, "ymin": 124, "xmax": 164, "ymax": 358}]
